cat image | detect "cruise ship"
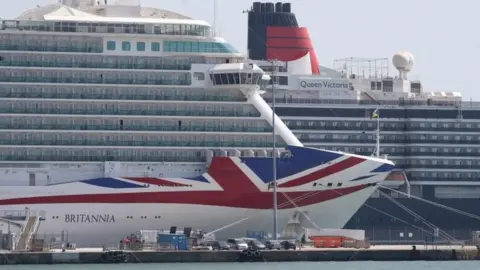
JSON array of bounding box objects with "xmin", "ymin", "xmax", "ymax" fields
[
  {"xmin": 0, "ymin": 0, "xmax": 394, "ymax": 248},
  {"xmin": 244, "ymin": 4, "xmax": 480, "ymax": 242}
]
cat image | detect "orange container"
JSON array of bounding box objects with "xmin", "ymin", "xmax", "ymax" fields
[{"xmin": 310, "ymin": 236, "xmax": 345, "ymax": 248}]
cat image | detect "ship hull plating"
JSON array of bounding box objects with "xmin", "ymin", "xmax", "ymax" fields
[
  {"xmin": 0, "ymin": 185, "xmax": 377, "ymax": 247},
  {"xmin": 0, "ymin": 146, "xmax": 394, "ymax": 247}
]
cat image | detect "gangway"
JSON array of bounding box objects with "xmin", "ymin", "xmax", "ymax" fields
[{"xmin": 15, "ymin": 209, "xmax": 43, "ymax": 251}]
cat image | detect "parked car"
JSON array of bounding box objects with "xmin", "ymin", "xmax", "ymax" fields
[
  {"xmin": 205, "ymin": 240, "xmax": 230, "ymax": 250},
  {"xmin": 265, "ymin": 240, "xmax": 282, "ymax": 250},
  {"xmin": 197, "ymin": 241, "xmax": 213, "ymax": 250},
  {"xmin": 242, "ymin": 238, "xmax": 266, "ymax": 250},
  {"xmin": 280, "ymin": 240, "xmax": 297, "ymax": 250},
  {"xmin": 226, "ymin": 238, "xmax": 249, "ymax": 250}
]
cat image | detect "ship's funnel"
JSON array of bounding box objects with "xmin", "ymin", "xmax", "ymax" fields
[{"xmin": 247, "ymin": 2, "xmax": 319, "ymax": 74}]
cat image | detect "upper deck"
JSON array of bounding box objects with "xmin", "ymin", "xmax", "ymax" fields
[
  {"xmin": 258, "ymin": 58, "xmax": 463, "ymax": 109},
  {"xmin": 4, "ymin": 2, "xmax": 212, "ymax": 38},
  {"xmin": 0, "ymin": 2, "xmax": 244, "ymax": 60}
]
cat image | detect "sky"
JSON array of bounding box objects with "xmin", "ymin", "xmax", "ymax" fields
[{"xmin": 3, "ymin": 0, "xmax": 480, "ymax": 99}]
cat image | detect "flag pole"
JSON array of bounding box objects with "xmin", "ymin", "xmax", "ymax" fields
[
  {"xmin": 375, "ymin": 108, "xmax": 380, "ymax": 157},
  {"xmin": 271, "ymin": 59, "xmax": 278, "ymax": 240}
]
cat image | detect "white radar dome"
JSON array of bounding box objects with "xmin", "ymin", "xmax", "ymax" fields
[{"xmin": 392, "ymin": 51, "xmax": 415, "ymax": 72}]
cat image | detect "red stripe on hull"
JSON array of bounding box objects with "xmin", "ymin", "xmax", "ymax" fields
[
  {"xmin": 0, "ymin": 185, "xmax": 368, "ymax": 209},
  {"xmin": 207, "ymin": 157, "xmax": 261, "ymax": 193},
  {"xmin": 265, "ymin": 26, "xmax": 320, "ymax": 75},
  {"xmin": 124, "ymin": 178, "xmax": 189, "ymax": 187},
  {"xmin": 278, "ymin": 157, "xmax": 365, "ymax": 188}
]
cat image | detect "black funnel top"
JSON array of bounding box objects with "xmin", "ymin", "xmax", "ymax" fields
[{"xmin": 247, "ymin": 2, "xmax": 298, "ymax": 60}]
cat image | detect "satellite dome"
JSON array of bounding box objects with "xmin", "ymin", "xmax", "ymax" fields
[
  {"xmin": 392, "ymin": 51, "xmax": 415, "ymax": 72},
  {"xmin": 404, "ymin": 51, "xmax": 415, "ymax": 65}
]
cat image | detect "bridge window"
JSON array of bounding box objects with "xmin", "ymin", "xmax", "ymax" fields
[
  {"xmin": 211, "ymin": 72, "xmax": 262, "ymax": 86},
  {"xmin": 106, "ymin": 41, "xmax": 116, "ymax": 51}
]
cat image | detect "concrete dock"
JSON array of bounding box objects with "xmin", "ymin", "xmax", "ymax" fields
[{"xmin": 1, "ymin": 245, "xmax": 479, "ymax": 264}]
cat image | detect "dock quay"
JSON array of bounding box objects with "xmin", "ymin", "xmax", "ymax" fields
[{"xmin": 1, "ymin": 245, "xmax": 479, "ymax": 264}]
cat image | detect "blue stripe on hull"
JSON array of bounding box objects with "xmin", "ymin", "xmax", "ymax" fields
[
  {"xmin": 370, "ymin": 163, "xmax": 395, "ymax": 172},
  {"xmin": 240, "ymin": 145, "xmax": 342, "ymax": 183},
  {"xmin": 184, "ymin": 175, "xmax": 210, "ymax": 183},
  {"xmin": 81, "ymin": 178, "xmax": 144, "ymax": 188}
]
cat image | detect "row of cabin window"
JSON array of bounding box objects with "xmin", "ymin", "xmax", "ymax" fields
[
  {"xmin": 106, "ymin": 41, "xmax": 160, "ymax": 52},
  {"xmin": 106, "ymin": 41, "xmax": 237, "ymax": 53}
]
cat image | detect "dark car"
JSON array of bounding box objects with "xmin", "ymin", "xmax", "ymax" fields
[
  {"xmin": 280, "ymin": 240, "xmax": 297, "ymax": 250},
  {"xmin": 265, "ymin": 240, "xmax": 282, "ymax": 250},
  {"xmin": 206, "ymin": 240, "xmax": 230, "ymax": 250}
]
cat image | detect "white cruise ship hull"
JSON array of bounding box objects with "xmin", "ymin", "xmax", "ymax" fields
[
  {"xmin": 0, "ymin": 146, "xmax": 394, "ymax": 247},
  {"xmin": 1, "ymin": 186, "xmax": 377, "ymax": 247}
]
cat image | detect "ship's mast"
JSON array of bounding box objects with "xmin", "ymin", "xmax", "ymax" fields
[
  {"xmin": 374, "ymin": 108, "xmax": 380, "ymax": 157},
  {"xmin": 213, "ymin": 0, "xmax": 218, "ymax": 37},
  {"xmin": 271, "ymin": 59, "xmax": 278, "ymax": 240}
]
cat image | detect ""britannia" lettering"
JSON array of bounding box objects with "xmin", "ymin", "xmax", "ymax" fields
[{"xmin": 64, "ymin": 214, "xmax": 115, "ymax": 223}]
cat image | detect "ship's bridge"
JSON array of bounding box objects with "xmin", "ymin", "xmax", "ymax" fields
[
  {"xmin": 209, "ymin": 62, "xmax": 303, "ymax": 148},
  {"xmin": 209, "ymin": 62, "xmax": 271, "ymax": 90}
]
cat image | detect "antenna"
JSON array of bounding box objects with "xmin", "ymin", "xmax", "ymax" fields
[{"xmin": 213, "ymin": 0, "xmax": 218, "ymax": 37}]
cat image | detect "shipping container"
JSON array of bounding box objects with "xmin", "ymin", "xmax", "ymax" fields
[
  {"xmin": 309, "ymin": 236, "xmax": 344, "ymax": 248},
  {"xmin": 157, "ymin": 234, "xmax": 188, "ymax": 251}
]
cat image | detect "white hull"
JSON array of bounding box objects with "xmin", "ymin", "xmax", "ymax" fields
[
  {"xmin": 0, "ymin": 185, "xmax": 377, "ymax": 247},
  {"xmin": 0, "ymin": 146, "xmax": 394, "ymax": 248}
]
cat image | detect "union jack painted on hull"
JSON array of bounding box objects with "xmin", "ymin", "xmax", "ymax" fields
[{"xmin": 0, "ymin": 146, "xmax": 394, "ymax": 209}]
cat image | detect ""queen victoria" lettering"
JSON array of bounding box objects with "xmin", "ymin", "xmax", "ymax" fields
[{"xmin": 64, "ymin": 214, "xmax": 115, "ymax": 223}]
